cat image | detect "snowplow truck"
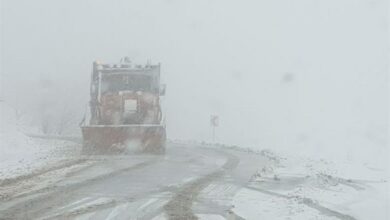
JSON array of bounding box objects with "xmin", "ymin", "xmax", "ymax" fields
[{"xmin": 81, "ymin": 59, "xmax": 166, "ymax": 154}]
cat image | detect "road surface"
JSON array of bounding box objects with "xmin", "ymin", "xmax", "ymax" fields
[{"xmin": 0, "ymin": 143, "xmax": 267, "ymax": 220}]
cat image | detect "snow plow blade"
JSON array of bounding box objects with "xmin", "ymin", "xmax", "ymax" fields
[{"xmin": 81, "ymin": 125, "xmax": 166, "ymax": 154}]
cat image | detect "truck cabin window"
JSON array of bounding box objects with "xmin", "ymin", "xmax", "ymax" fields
[{"xmin": 101, "ymin": 74, "xmax": 152, "ymax": 93}]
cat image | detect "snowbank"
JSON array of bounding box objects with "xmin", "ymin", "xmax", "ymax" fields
[
  {"xmin": 0, "ymin": 102, "xmax": 35, "ymax": 167},
  {"xmin": 0, "ymin": 102, "xmax": 80, "ymax": 179},
  {"xmin": 233, "ymin": 149, "xmax": 389, "ymax": 220}
]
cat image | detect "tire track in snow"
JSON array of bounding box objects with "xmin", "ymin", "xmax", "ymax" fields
[
  {"xmin": 0, "ymin": 158, "xmax": 161, "ymax": 220},
  {"xmin": 163, "ymin": 150, "xmax": 240, "ymax": 220},
  {"xmin": 0, "ymin": 158, "xmax": 87, "ymax": 187}
]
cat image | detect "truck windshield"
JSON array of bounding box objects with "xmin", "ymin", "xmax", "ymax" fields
[{"xmin": 101, "ymin": 74, "xmax": 152, "ymax": 93}]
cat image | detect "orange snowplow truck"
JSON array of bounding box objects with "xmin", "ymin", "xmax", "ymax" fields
[{"xmin": 81, "ymin": 58, "xmax": 166, "ymax": 154}]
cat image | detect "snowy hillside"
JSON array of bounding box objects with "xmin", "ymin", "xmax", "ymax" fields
[{"xmin": 0, "ymin": 102, "xmax": 80, "ymax": 179}]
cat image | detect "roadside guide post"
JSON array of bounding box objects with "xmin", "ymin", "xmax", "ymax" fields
[{"xmin": 210, "ymin": 115, "xmax": 219, "ymax": 143}]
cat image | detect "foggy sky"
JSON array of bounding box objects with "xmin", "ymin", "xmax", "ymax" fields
[{"xmin": 1, "ymin": 0, "xmax": 388, "ymax": 157}]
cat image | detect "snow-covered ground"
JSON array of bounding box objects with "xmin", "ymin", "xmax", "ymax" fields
[
  {"xmin": 1, "ymin": 102, "xmax": 388, "ymax": 219},
  {"xmin": 0, "ymin": 102, "xmax": 80, "ymax": 180},
  {"xmin": 232, "ymin": 149, "xmax": 389, "ymax": 220}
]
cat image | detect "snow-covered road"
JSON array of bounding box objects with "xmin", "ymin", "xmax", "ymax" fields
[
  {"xmin": 0, "ymin": 143, "xmax": 267, "ymax": 220},
  {"xmin": 1, "ymin": 141, "xmax": 388, "ymax": 220}
]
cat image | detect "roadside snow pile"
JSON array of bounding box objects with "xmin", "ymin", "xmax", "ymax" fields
[
  {"xmin": 233, "ymin": 149, "xmax": 389, "ymax": 220},
  {"xmin": 0, "ymin": 102, "xmax": 33, "ymax": 152},
  {"xmin": 0, "ymin": 102, "xmax": 80, "ymax": 179}
]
